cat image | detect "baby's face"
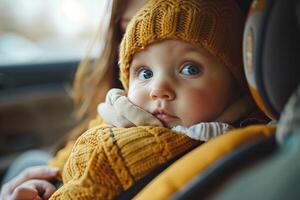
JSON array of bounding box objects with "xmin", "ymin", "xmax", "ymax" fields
[{"xmin": 128, "ymin": 40, "xmax": 236, "ymax": 128}]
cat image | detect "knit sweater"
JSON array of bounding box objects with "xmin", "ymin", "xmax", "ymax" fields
[
  {"xmin": 49, "ymin": 124, "xmax": 199, "ymax": 200},
  {"xmin": 48, "ymin": 117, "xmax": 104, "ymax": 172}
]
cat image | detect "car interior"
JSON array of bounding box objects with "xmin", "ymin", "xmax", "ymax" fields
[
  {"xmin": 0, "ymin": 60, "xmax": 78, "ymax": 180},
  {"xmin": 0, "ymin": 0, "xmax": 299, "ymax": 199},
  {"xmin": 0, "ymin": 0, "xmax": 104, "ymax": 182}
]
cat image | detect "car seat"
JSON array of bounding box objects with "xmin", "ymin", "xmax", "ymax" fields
[{"xmin": 132, "ymin": 0, "xmax": 300, "ymax": 199}]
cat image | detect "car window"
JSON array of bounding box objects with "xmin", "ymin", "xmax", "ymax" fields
[{"xmin": 0, "ymin": 0, "xmax": 109, "ymax": 66}]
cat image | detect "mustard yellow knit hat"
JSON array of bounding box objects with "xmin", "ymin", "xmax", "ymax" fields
[{"xmin": 119, "ymin": 0, "xmax": 247, "ymax": 93}]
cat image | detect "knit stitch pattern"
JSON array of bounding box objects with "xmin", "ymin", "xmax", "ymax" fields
[
  {"xmin": 50, "ymin": 124, "xmax": 198, "ymax": 200},
  {"xmin": 119, "ymin": 0, "xmax": 246, "ymax": 93}
]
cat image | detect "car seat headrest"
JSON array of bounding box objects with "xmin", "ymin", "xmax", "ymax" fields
[{"xmin": 243, "ymin": 0, "xmax": 300, "ymax": 120}]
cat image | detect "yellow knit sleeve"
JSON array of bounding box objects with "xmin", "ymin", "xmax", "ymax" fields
[
  {"xmin": 50, "ymin": 125, "xmax": 198, "ymax": 200},
  {"xmin": 48, "ymin": 116, "xmax": 104, "ymax": 172},
  {"xmin": 48, "ymin": 140, "xmax": 76, "ymax": 172}
]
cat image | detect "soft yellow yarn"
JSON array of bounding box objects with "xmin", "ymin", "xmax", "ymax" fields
[
  {"xmin": 119, "ymin": 0, "xmax": 246, "ymax": 93},
  {"xmin": 49, "ymin": 125, "xmax": 199, "ymax": 200}
]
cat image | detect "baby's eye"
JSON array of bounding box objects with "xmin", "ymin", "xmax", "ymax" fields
[
  {"xmin": 180, "ymin": 64, "xmax": 200, "ymax": 76},
  {"xmin": 138, "ymin": 68, "xmax": 153, "ymax": 80}
]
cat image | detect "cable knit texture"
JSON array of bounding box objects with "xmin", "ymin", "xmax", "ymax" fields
[
  {"xmin": 48, "ymin": 141, "xmax": 76, "ymax": 172},
  {"xmin": 119, "ymin": 0, "xmax": 246, "ymax": 93},
  {"xmin": 50, "ymin": 124, "xmax": 199, "ymax": 200},
  {"xmin": 48, "ymin": 117, "xmax": 104, "ymax": 172}
]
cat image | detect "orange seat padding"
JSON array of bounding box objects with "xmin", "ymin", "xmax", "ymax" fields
[{"xmin": 134, "ymin": 125, "xmax": 276, "ymax": 200}]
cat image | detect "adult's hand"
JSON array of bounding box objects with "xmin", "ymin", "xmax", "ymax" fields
[{"xmin": 0, "ymin": 166, "xmax": 60, "ymax": 200}]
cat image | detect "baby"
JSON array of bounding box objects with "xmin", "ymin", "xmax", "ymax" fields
[
  {"xmin": 98, "ymin": 0, "xmax": 256, "ymax": 139},
  {"xmin": 50, "ymin": 0, "xmax": 266, "ymax": 199}
]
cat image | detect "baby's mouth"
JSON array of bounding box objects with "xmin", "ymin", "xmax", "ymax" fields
[{"xmin": 152, "ymin": 109, "xmax": 178, "ymax": 125}]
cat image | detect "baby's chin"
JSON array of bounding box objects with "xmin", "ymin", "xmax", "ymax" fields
[{"xmin": 159, "ymin": 121, "xmax": 178, "ymax": 129}]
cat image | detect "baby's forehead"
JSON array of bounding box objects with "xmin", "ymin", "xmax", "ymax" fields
[
  {"xmin": 145, "ymin": 39, "xmax": 201, "ymax": 51},
  {"xmin": 132, "ymin": 39, "xmax": 198, "ymax": 54},
  {"xmin": 130, "ymin": 39, "xmax": 215, "ymax": 63}
]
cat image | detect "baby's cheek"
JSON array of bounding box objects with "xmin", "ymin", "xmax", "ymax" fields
[
  {"xmin": 184, "ymin": 88, "xmax": 210, "ymax": 106},
  {"xmin": 127, "ymin": 90, "xmax": 146, "ymax": 107},
  {"xmin": 181, "ymin": 89, "xmax": 214, "ymax": 120}
]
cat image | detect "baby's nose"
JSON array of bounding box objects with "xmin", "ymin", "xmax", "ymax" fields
[{"xmin": 149, "ymin": 82, "xmax": 176, "ymax": 101}]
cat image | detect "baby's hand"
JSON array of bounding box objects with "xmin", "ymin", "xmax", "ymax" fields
[
  {"xmin": 0, "ymin": 166, "xmax": 60, "ymax": 200},
  {"xmin": 98, "ymin": 88, "xmax": 163, "ymax": 127}
]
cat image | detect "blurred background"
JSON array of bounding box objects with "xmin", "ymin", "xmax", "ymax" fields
[
  {"xmin": 0, "ymin": 0, "xmax": 107, "ymax": 65},
  {"xmin": 0, "ymin": 0, "xmax": 111, "ymax": 177}
]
